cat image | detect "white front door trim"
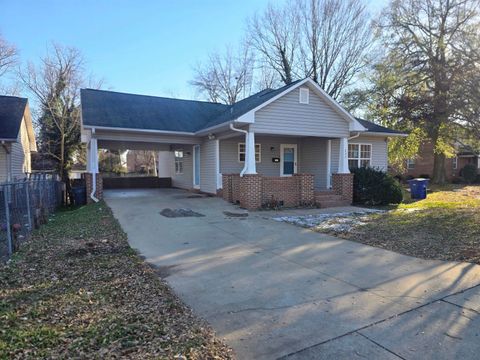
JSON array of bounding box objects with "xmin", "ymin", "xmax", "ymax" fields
[{"xmin": 280, "ymin": 144, "xmax": 297, "ymax": 177}]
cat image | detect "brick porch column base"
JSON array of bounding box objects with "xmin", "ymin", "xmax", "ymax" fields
[
  {"xmin": 332, "ymin": 173, "xmax": 354, "ymax": 204},
  {"xmin": 222, "ymin": 174, "xmax": 233, "ymax": 202},
  {"xmin": 294, "ymin": 173, "xmax": 315, "ymax": 206},
  {"xmin": 239, "ymin": 174, "xmax": 262, "ymax": 210},
  {"xmin": 85, "ymin": 173, "xmax": 103, "ymax": 204}
]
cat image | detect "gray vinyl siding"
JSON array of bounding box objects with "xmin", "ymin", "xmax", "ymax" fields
[
  {"xmin": 350, "ymin": 135, "xmax": 388, "ymax": 171},
  {"xmin": 298, "ymin": 138, "xmax": 328, "ymax": 190},
  {"xmin": 200, "ymin": 138, "xmax": 217, "ymax": 194},
  {"xmin": 252, "ymin": 83, "xmax": 350, "ymax": 137},
  {"xmin": 171, "ymin": 144, "xmax": 193, "ymax": 190},
  {"xmin": 220, "ymin": 135, "xmax": 302, "ymax": 177},
  {"xmin": 331, "ymin": 139, "xmax": 340, "ymax": 174},
  {"xmin": 10, "ymin": 142, "xmax": 26, "ymax": 180},
  {"xmin": 330, "ymin": 136, "xmax": 388, "ymax": 174},
  {"xmin": 0, "ymin": 148, "xmax": 8, "ymax": 183}
]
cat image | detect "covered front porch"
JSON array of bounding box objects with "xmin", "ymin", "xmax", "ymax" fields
[{"xmin": 218, "ymin": 130, "xmax": 353, "ymax": 210}]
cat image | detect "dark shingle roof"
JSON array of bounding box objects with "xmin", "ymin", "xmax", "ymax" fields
[
  {"xmin": 81, "ymin": 80, "xmax": 304, "ymax": 133},
  {"xmin": 81, "ymin": 89, "xmax": 229, "ymax": 132},
  {"xmin": 81, "ymin": 83, "xmax": 402, "ymax": 136},
  {"xmin": 355, "ymin": 118, "xmax": 406, "ymax": 135},
  {"xmin": 0, "ymin": 95, "xmax": 28, "ymax": 139}
]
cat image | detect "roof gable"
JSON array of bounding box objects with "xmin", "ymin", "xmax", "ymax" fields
[{"xmin": 0, "ymin": 95, "xmax": 28, "ymax": 140}]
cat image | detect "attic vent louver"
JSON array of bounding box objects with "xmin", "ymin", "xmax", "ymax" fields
[{"xmin": 299, "ymin": 87, "xmax": 309, "ymax": 104}]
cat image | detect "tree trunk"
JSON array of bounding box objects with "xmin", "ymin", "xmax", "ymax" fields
[{"xmin": 432, "ymin": 152, "xmax": 446, "ymax": 184}]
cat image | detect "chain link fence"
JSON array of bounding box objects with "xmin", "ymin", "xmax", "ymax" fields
[{"xmin": 0, "ymin": 175, "xmax": 64, "ymax": 261}]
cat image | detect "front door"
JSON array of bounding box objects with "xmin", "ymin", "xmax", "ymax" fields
[
  {"xmin": 193, "ymin": 145, "xmax": 200, "ymax": 188},
  {"xmin": 280, "ymin": 144, "xmax": 297, "ymax": 176}
]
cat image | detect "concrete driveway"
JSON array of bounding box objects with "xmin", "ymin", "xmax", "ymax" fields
[{"xmin": 105, "ymin": 188, "xmax": 480, "ymax": 360}]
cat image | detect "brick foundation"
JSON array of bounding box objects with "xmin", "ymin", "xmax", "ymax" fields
[
  {"xmin": 85, "ymin": 173, "xmax": 103, "ymax": 203},
  {"xmin": 332, "ymin": 173, "xmax": 353, "ymax": 204},
  {"xmin": 222, "ymin": 173, "xmax": 315, "ymax": 210}
]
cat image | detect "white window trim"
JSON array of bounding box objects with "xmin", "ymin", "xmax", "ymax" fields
[
  {"xmin": 174, "ymin": 149, "xmax": 184, "ymax": 175},
  {"xmin": 238, "ymin": 143, "xmax": 261, "ymax": 163},
  {"xmin": 280, "ymin": 144, "xmax": 298, "ymax": 176},
  {"xmin": 299, "ymin": 87, "xmax": 309, "ymax": 104},
  {"xmin": 407, "ymin": 158, "xmax": 415, "ymax": 170},
  {"xmin": 452, "ymin": 156, "xmax": 458, "ymax": 170},
  {"xmin": 348, "ymin": 143, "xmax": 372, "ymax": 169}
]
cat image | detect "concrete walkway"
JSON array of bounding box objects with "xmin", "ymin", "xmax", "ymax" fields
[{"xmin": 105, "ymin": 188, "xmax": 480, "ymax": 360}]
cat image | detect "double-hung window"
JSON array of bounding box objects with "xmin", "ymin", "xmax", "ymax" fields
[
  {"xmin": 174, "ymin": 150, "xmax": 184, "ymax": 174},
  {"xmin": 238, "ymin": 143, "xmax": 261, "ymax": 162},
  {"xmin": 407, "ymin": 159, "xmax": 415, "ymax": 170},
  {"xmin": 348, "ymin": 144, "xmax": 371, "ymax": 170}
]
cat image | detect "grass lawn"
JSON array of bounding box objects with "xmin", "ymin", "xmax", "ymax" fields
[
  {"xmin": 339, "ymin": 185, "xmax": 480, "ymax": 264},
  {"xmin": 0, "ymin": 202, "xmax": 232, "ymax": 359}
]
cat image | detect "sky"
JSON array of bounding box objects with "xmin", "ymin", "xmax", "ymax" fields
[{"xmin": 0, "ymin": 0, "xmax": 386, "ymax": 101}]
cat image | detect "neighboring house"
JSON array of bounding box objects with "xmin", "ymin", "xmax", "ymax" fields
[
  {"xmin": 0, "ymin": 96, "xmax": 37, "ymax": 183},
  {"xmin": 80, "ymin": 78, "xmax": 404, "ymax": 208},
  {"xmin": 399, "ymin": 140, "xmax": 479, "ymax": 181}
]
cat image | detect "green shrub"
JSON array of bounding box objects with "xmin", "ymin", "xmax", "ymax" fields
[
  {"xmin": 352, "ymin": 167, "xmax": 403, "ymax": 205},
  {"xmin": 461, "ymin": 164, "xmax": 478, "ymax": 183}
]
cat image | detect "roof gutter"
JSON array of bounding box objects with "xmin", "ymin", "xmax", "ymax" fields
[
  {"xmin": 348, "ymin": 132, "xmax": 361, "ymax": 140},
  {"xmin": 229, "ymin": 124, "xmax": 249, "ymax": 177}
]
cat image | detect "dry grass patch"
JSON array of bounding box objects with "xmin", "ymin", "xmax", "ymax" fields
[
  {"xmin": 0, "ymin": 202, "xmax": 233, "ymax": 359},
  {"xmin": 330, "ymin": 185, "xmax": 480, "ymax": 264}
]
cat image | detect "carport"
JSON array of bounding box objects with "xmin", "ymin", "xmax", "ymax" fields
[{"xmin": 82, "ymin": 126, "xmax": 200, "ymax": 201}]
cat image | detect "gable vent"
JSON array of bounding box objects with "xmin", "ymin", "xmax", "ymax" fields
[{"xmin": 299, "ymin": 87, "xmax": 309, "ymax": 104}]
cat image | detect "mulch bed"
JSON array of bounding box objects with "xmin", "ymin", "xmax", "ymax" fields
[{"xmin": 0, "ymin": 202, "xmax": 233, "ymax": 359}]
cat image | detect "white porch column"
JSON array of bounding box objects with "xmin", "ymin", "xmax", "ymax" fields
[
  {"xmin": 245, "ymin": 128, "xmax": 257, "ymax": 174},
  {"xmin": 326, "ymin": 139, "xmax": 332, "ymax": 188},
  {"xmin": 88, "ymin": 138, "xmax": 99, "ymax": 174},
  {"xmin": 338, "ymin": 137, "xmax": 350, "ymax": 174}
]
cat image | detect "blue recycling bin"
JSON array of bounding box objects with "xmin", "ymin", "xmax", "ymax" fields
[
  {"xmin": 71, "ymin": 186, "xmax": 87, "ymax": 205},
  {"xmin": 407, "ymin": 178, "xmax": 429, "ymax": 200}
]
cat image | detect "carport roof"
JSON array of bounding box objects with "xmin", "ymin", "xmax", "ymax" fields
[{"xmin": 80, "ymin": 80, "xmax": 303, "ymax": 133}]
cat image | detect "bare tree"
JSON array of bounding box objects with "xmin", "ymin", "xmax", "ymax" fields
[
  {"xmin": 0, "ymin": 33, "xmax": 19, "ymax": 94},
  {"xmin": 191, "ymin": 44, "xmax": 254, "ymax": 104},
  {"xmin": 0, "ymin": 34, "xmax": 17, "ymax": 77},
  {"xmin": 247, "ymin": 1, "xmax": 301, "ymax": 85},
  {"xmin": 299, "ymin": 0, "xmax": 372, "ymax": 100},
  {"xmin": 19, "ymin": 44, "xmax": 86, "ymax": 195}
]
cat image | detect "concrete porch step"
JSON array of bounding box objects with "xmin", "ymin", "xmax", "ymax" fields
[{"xmin": 316, "ymin": 199, "xmax": 351, "ymax": 208}]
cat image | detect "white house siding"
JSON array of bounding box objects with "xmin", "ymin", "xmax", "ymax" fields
[
  {"xmin": 298, "ymin": 138, "xmax": 328, "ymax": 190},
  {"xmin": 171, "ymin": 144, "xmax": 193, "ymax": 190},
  {"xmin": 200, "ymin": 138, "xmax": 217, "ymax": 194},
  {"xmin": 252, "ymin": 83, "xmax": 350, "ymax": 138},
  {"xmin": 350, "ymin": 135, "xmax": 389, "ymax": 171},
  {"xmin": 11, "ymin": 118, "xmax": 31, "ymax": 181},
  {"xmin": 220, "ymin": 135, "xmax": 302, "ymax": 177}
]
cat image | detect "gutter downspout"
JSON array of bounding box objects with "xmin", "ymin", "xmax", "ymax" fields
[
  {"xmin": 229, "ymin": 123, "xmax": 249, "ymax": 177},
  {"xmin": 89, "ymin": 129, "xmax": 99, "ymax": 203}
]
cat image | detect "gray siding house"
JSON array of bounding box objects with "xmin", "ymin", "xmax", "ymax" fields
[
  {"xmin": 80, "ymin": 78, "xmax": 404, "ymax": 207},
  {"xmin": 0, "ymin": 96, "xmax": 37, "ymax": 183}
]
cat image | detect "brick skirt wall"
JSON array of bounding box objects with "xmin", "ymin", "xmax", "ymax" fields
[{"xmin": 222, "ymin": 173, "xmax": 315, "ymax": 210}]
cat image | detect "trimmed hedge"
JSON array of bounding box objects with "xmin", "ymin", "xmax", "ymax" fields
[{"xmin": 352, "ymin": 167, "xmax": 403, "ymax": 205}]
